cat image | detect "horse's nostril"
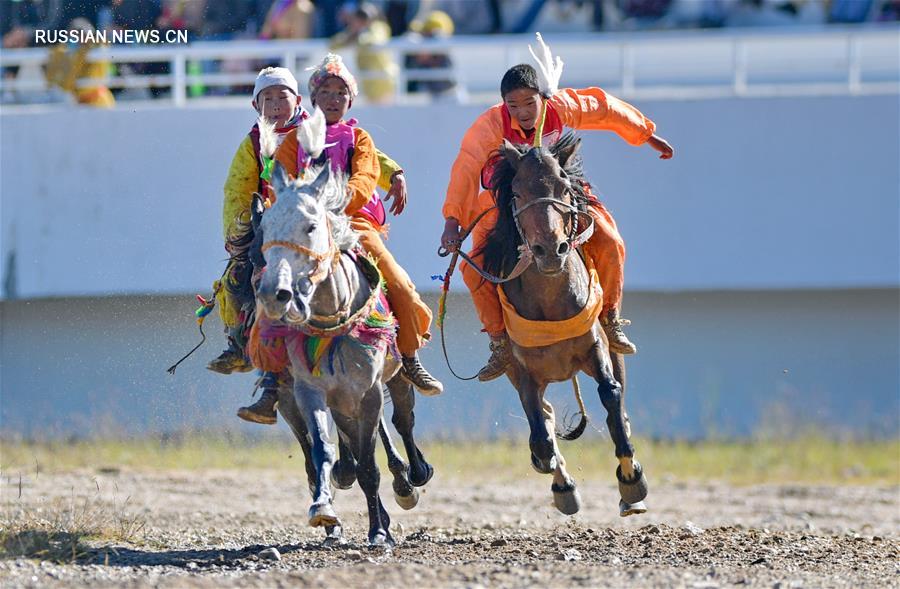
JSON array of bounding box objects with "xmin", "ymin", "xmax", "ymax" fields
[
  {"xmin": 275, "ymin": 289, "xmax": 292, "ymax": 303},
  {"xmin": 532, "ymin": 244, "xmax": 546, "ymax": 258},
  {"xmin": 557, "ymin": 241, "xmax": 569, "ymax": 255}
]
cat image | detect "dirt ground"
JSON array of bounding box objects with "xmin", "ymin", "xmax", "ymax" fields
[{"xmin": 1, "ymin": 467, "xmax": 897, "ymax": 588}]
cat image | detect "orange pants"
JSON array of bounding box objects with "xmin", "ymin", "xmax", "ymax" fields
[
  {"xmin": 352, "ymin": 217, "xmax": 432, "ymax": 356},
  {"xmin": 461, "ymin": 197, "xmax": 625, "ymax": 337}
]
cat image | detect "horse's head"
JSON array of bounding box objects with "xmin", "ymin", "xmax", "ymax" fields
[
  {"xmin": 497, "ymin": 134, "xmax": 583, "ymax": 275},
  {"xmin": 256, "ymin": 161, "xmax": 354, "ymax": 324}
]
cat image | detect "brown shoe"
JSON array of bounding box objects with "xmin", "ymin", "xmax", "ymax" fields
[
  {"xmin": 207, "ymin": 340, "xmax": 254, "ymax": 375},
  {"xmin": 237, "ymin": 388, "xmax": 278, "ymax": 425},
  {"xmin": 601, "ymin": 308, "xmax": 637, "ymax": 355},
  {"xmin": 477, "ymin": 334, "xmax": 510, "ymax": 382},
  {"xmin": 400, "ymin": 354, "xmax": 443, "ymax": 396}
]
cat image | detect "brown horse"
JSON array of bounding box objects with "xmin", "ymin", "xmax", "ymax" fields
[{"xmin": 480, "ymin": 131, "xmax": 647, "ymax": 516}]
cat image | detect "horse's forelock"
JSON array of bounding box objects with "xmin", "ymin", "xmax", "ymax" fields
[
  {"xmin": 273, "ymin": 165, "xmax": 357, "ymax": 252},
  {"xmin": 481, "ymin": 132, "xmax": 589, "ymax": 276}
]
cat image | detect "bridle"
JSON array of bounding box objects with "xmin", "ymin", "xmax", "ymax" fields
[
  {"xmin": 260, "ymin": 219, "xmax": 340, "ymax": 287},
  {"xmin": 510, "ymin": 193, "xmax": 594, "ymax": 255}
]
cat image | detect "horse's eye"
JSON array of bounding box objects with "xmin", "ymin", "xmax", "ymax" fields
[{"xmin": 307, "ymin": 223, "xmax": 317, "ymax": 234}]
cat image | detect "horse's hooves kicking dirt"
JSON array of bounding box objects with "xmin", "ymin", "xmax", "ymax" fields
[
  {"xmin": 394, "ymin": 487, "xmax": 419, "ymax": 510},
  {"xmin": 619, "ymin": 499, "xmax": 648, "ymax": 517},
  {"xmin": 551, "ymin": 482, "xmax": 582, "ymax": 515},
  {"xmin": 616, "ymin": 460, "xmax": 649, "ymax": 504},
  {"xmin": 308, "ymin": 503, "xmax": 340, "ymax": 528}
]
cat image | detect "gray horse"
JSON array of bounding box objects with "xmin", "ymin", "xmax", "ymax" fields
[
  {"xmin": 254, "ymin": 159, "xmax": 424, "ymax": 547},
  {"xmin": 480, "ymin": 131, "xmax": 648, "ymax": 517}
]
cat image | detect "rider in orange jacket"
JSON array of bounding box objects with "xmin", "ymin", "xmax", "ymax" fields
[{"xmin": 440, "ymin": 36, "xmax": 674, "ymax": 381}]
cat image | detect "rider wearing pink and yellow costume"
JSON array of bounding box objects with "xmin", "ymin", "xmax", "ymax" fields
[
  {"xmin": 211, "ymin": 66, "xmax": 420, "ymax": 424},
  {"xmin": 273, "ymin": 53, "xmax": 442, "ymax": 396},
  {"xmin": 440, "ymin": 40, "xmax": 674, "ymax": 382}
]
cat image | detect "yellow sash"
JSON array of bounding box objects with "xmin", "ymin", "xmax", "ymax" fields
[{"xmin": 498, "ymin": 256, "xmax": 604, "ymax": 348}]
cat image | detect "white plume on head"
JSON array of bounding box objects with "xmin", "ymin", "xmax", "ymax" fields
[
  {"xmin": 256, "ymin": 114, "xmax": 278, "ymax": 159},
  {"xmin": 296, "ymin": 106, "xmax": 327, "ymax": 159},
  {"xmin": 528, "ymin": 32, "xmax": 564, "ymax": 97}
]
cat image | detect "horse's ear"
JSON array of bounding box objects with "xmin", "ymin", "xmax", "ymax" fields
[
  {"xmin": 308, "ymin": 164, "xmax": 332, "ymax": 199},
  {"xmin": 556, "ymin": 136, "xmax": 582, "ymax": 169},
  {"xmin": 271, "ymin": 161, "xmax": 290, "ymax": 194},
  {"xmin": 500, "ymin": 139, "xmax": 524, "ymax": 170},
  {"xmin": 251, "ymin": 193, "xmax": 265, "ymax": 230}
]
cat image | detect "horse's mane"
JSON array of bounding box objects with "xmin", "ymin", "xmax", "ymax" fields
[
  {"xmin": 300, "ymin": 164, "xmax": 358, "ymax": 252},
  {"xmin": 479, "ymin": 131, "xmax": 589, "ymax": 277}
]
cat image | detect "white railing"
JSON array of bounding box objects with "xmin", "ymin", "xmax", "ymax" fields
[{"xmin": 1, "ymin": 25, "xmax": 897, "ymax": 108}]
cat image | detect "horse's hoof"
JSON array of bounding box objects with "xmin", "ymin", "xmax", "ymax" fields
[
  {"xmin": 322, "ymin": 525, "xmax": 344, "ymax": 546},
  {"xmin": 394, "ymin": 487, "xmax": 419, "ymax": 510},
  {"xmin": 616, "ymin": 460, "xmax": 648, "ymax": 505},
  {"xmin": 619, "ymin": 499, "xmax": 647, "ymax": 517},
  {"xmin": 331, "ymin": 460, "xmax": 357, "ymax": 490},
  {"xmin": 308, "ymin": 503, "xmax": 339, "ymax": 528},
  {"xmin": 530, "ymin": 452, "xmax": 557, "ymax": 474},
  {"xmin": 551, "ymin": 482, "xmax": 581, "ymax": 515},
  {"xmin": 368, "ymin": 530, "xmax": 395, "ymax": 549},
  {"xmin": 408, "ymin": 460, "xmax": 433, "ymax": 487}
]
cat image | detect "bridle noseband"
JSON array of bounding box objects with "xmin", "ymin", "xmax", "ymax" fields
[
  {"xmin": 511, "ymin": 193, "xmax": 594, "ymax": 254},
  {"xmin": 261, "ymin": 220, "xmax": 340, "ymax": 287}
]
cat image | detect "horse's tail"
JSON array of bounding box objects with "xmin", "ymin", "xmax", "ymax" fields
[{"xmin": 556, "ymin": 376, "xmax": 588, "ymax": 441}]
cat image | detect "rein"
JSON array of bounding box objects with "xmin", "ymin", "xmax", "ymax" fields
[{"xmin": 435, "ymin": 187, "xmax": 594, "ymax": 382}]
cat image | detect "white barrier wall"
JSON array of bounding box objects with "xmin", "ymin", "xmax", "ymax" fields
[{"xmin": 2, "ymin": 93, "xmax": 898, "ymax": 300}]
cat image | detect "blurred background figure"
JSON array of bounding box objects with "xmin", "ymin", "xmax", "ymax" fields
[
  {"xmin": 44, "ymin": 18, "xmax": 115, "ymax": 107},
  {"xmin": 109, "ymin": 0, "xmax": 164, "ymax": 101},
  {"xmin": 331, "ymin": 2, "xmax": 398, "ymax": 103},
  {"xmin": 404, "ymin": 9, "xmax": 463, "ymax": 101},
  {"xmin": 260, "ymin": 0, "xmax": 316, "ymax": 40}
]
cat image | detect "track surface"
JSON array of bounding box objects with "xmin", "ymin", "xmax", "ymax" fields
[{"xmin": 1, "ymin": 469, "xmax": 897, "ymax": 588}]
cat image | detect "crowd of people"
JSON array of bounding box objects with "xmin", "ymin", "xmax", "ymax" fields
[
  {"xmin": 3, "ymin": 1, "xmax": 898, "ymax": 46},
  {"xmin": 2, "ymin": 0, "xmax": 897, "ymax": 106}
]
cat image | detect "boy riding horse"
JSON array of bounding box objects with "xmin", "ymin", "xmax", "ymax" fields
[
  {"xmin": 440, "ymin": 35, "xmax": 674, "ymax": 382},
  {"xmin": 211, "ymin": 64, "xmax": 438, "ymax": 425}
]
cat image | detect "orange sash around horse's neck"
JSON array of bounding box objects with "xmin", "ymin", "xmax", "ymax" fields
[{"xmin": 498, "ymin": 255, "xmax": 604, "ymax": 348}]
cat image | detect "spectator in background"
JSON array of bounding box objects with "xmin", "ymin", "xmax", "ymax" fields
[
  {"xmin": 827, "ymin": 0, "xmax": 875, "ymax": 23},
  {"xmin": 157, "ymin": 0, "xmax": 206, "ymax": 39},
  {"xmin": 404, "ymin": 10, "xmax": 461, "ymax": 100},
  {"xmin": 260, "ymin": 0, "xmax": 316, "ymax": 39},
  {"xmin": 45, "ymin": 18, "xmax": 115, "ymax": 107},
  {"xmin": 385, "ymin": 0, "xmax": 418, "ymax": 36},
  {"xmin": 313, "ymin": 0, "xmax": 349, "ymax": 37},
  {"xmin": 331, "ymin": 2, "xmax": 398, "ymax": 103},
  {"xmin": 110, "ymin": 0, "xmax": 164, "ymax": 100},
  {"xmin": 617, "ymin": 0, "xmax": 675, "ymax": 28},
  {"xmin": 110, "ymin": 0, "xmax": 162, "ymax": 30}
]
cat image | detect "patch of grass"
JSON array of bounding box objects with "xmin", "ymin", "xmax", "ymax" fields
[
  {"xmin": 425, "ymin": 434, "xmax": 900, "ymax": 485},
  {"xmin": 1, "ymin": 433, "xmax": 897, "ymax": 485},
  {"xmin": 0, "ymin": 492, "xmax": 147, "ymax": 562}
]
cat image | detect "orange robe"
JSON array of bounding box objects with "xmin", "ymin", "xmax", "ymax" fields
[
  {"xmin": 442, "ymin": 87, "xmax": 656, "ymax": 335},
  {"xmin": 274, "ymin": 126, "xmax": 431, "ymax": 356}
]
